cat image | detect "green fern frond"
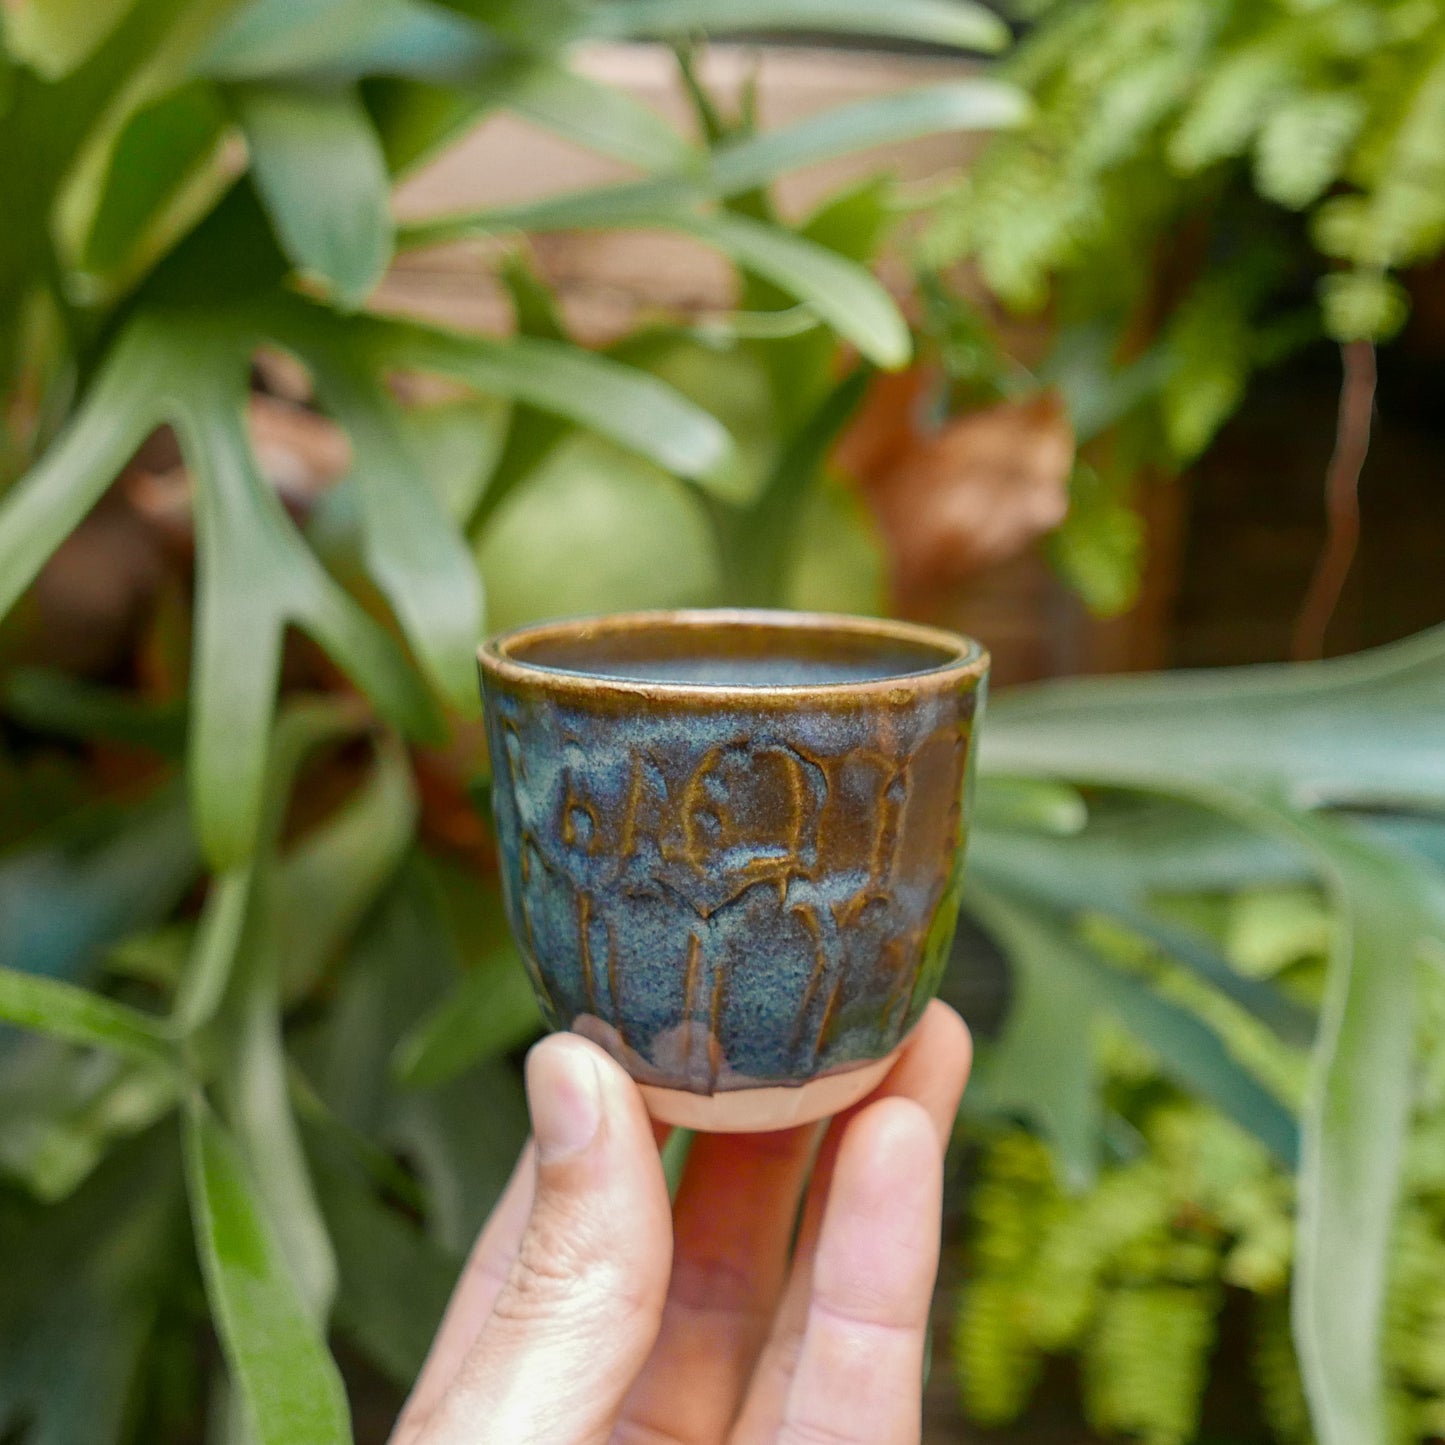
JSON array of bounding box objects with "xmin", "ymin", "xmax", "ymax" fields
[
  {"xmin": 1319, "ymin": 267, "xmax": 1410, "ymax": 340},
  {"xmin": 1386, "ymin": 1210, "xmax": 1445, "ymax": 1396},
  {"xmin": 1075, "ymin": 52, "xmax": 1196, "ymax": 171},
  {"xmin": 1253, "ymin": 91, "xmax": 1367, "ymax": 208},
  {"xmin": 1168, "ymin": 30, "xmax": 1306, "ymax": 174},
  {"xmin": 1045, "ymin": 461, "xmax": 1144, "ymax": 618},
  {"xmin": 1159, "ymin": 279, "xmax": 1254, "ymax": 462},
  {"xmin": 1339, "ymin": 22, "xmax": 1445, "ymax": 269},
  {"xmin": 950, "ymin": 0, "xmax": 1445, "ymax": 442},
  {"xmin": 1026, "ymin": 1162, "xmax": 1174, "ymax": 1347},
  {"xmin": 956, "ymin": 130, "xmax": 1107, "ymax": 309},
  {"xmin": 956, "ymin": 891, "xmax": 1445, "ymax": 1445},
  {"xmin": 954, "ymin": 1277, "xmax": 1044, "ymax": 1424},
  {"xmin": 1083, "ymin": 1282, "xmax": 1221, "ymax": 1445},
  {"xmin": 953, "ymin": 1132, "xmax": 1063, "ymax": 1427}
]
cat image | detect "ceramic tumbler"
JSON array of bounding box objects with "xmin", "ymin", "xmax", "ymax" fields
[{"xmin": 478, "ymin": 609, "xmax": 988, "ymax": 1131}]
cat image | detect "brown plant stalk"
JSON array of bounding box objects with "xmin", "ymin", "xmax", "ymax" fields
[{"xmin": 1291, "ymin": 339, "xmax": 1377, "ymax": 661}]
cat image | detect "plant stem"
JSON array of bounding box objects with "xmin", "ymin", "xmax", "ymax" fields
[{"xmin": 1291, "ymin": 340, "xmax": 1376, "ymax": 662}]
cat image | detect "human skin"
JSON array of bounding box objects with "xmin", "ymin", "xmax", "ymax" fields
[{"xmin": 389, "ymin": 999, "xmax": 971, "ymax": 1445}]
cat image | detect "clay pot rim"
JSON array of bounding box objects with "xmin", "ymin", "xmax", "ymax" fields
[{"xmin": 478, "ymin": 607, "xmax": 988, "ymax": 703}]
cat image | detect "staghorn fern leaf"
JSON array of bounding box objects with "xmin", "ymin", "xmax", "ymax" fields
[{"xmin": 174, "ymin": 339, "xmax": 438, "ymax": 868}]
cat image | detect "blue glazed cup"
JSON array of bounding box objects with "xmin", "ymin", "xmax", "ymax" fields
[{"xmin": 478, "ymin": 609, "xmax": 988, "ymax": 1131}]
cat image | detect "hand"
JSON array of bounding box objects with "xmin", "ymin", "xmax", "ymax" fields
[{"xmin": 391, "ymin": 1000, "xmax": 972, "ymax": 1445}]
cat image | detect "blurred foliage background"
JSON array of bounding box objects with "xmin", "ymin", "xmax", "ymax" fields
[{"xmin": 0, "ymin": 2, "xmax": 1442, "ymax": 1444}]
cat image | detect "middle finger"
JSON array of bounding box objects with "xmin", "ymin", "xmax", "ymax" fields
[
  {"xmin": 729, "ymin": 1001, "xmax": 972, "ymax": 1443},
  {"xmin": 613, "ymin": 1123, "xmax": 818, "ymax": 1444}
]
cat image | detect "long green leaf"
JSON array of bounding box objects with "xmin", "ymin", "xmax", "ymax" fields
[
  {"xmin": 198, "ymin": 706, "xmax": 351, "ymax": 1319},
  {"xmin": 171, "ymin": 866, "xmax": 252, "ymax": 1035},
  {"xmin": 391, "ymin": 953, "xmax": 541, "ymax": 1089},
  {"xmin": 503, "ymin": 60, "xmax": 697, "ymax": 171},
  {"xmin": 972, "ymin": 826, "xmax": 1316, "ymax": 1043},
  {"xmin": 681, "ymin": 210, "xmax": 910, "ymax": 367},
  {"xmin": 974, "ymin": 777, "xmax": 1089, "ymax": 837},
  {"xmin": 398, "ymin": 85, "xmax": 1023, "ymax": 329},
  {"xmin": 963, "ymin": 890, "xmax": 1102, "ymax": 1189},
  {"xmin": 303, "ymin": 344, "xmax": 484, "ymax": 712},
  {"xmin": 1280, "ymin": 811, "xmax": 1440, "ymax": 1445},
  {"xmin": 746, "ymin": 176, "xmax": 893, "ymax": 426},
  {"xmin": 0, "ymin": 788, "xmax": 198, "ymax": 986},
  {"xmin": 226, "ymin": 971, "xmax": 338, "ymax": 1319},
  {"xmin": 725, "ymin": 366, "xmax": 870, "ymax": 604},
  {"xmin": 76, "ymin": 78, "xmax": 231, "ymax": 279},
  {"xmin": 4, "ymin": 669, "xmax": 186, "ymax": 754},
  {"xmin": 183, "ymin": 1102, "xmax": 351, "ymax": 1445},
  {"xmin": 1093, "ymin": 931, "xmax": 1301, "ymax": 1169},
  {"xmin": 202, "ymin": 0, "xmax": 490, "ymax": 80},
  {"xmin": 587, "ymin": 0, "xmax": 1009, "ymax": 51},
  {"xmin": 397, "ymin": 83, "xmax": 1024, "ymax": 247},
  {"xmin": 175, "ymin": 360, "xmax": 437, "ymax": 868},
  {"xmin": 709, "ymin": 80, "xmax": 1028, "ymax": 196},
  {"xmin": 982, "ymin": 625, "xmax": 1445, "ymax": 810},
  {"xmin": 184, "ymin": 520, "xmax": 284, "ymax": 871},
  {"xmin": 394, "ymin": 393, "xmax": 509, "ymax": 525},
  {"xmin": 0, "ymin": 967, "xmax": 173, "ymax": 1068},
  {"xmin": 0, "ymin": 320, "xmax": 164, "ymax": 625},
  {"xmin": 1361, "ymin": 812, "xmax": 1445, "ymax": 873},
  {"xmin": 309, "ymin": 1130, "xmax": 458, "ymax": 1388},
  {"xmin": 232, "ymin": 82, "xmax": 392, "ymax": 309},
  {"xmin": 296, "ymin": 553, "xmax": 442, "ymax": 735},
  {"xmin": 171, "ymin": 699, "xmax": 369, "ymax": 1033},
  {"xmin": 4, "ymin": 0, "xmax": 137, "ymax": 78},
  {"xmin": 400, "ymin": 174, "xmax": 696, "ymax": 240},
  {"xmin": 379, "ymin": 321, "xmax": 736, "ymax": 482},
  {"xmin": 274, "ymin": 730, "xmax": 418, "ymax": 1000},
  {"xmin": 968, "ymin": 882, "xmax": 1300, "ymax": 1168},
  {"xmin": 987, "ymin": 793, "xmax": 1309, "ymax": 893}
]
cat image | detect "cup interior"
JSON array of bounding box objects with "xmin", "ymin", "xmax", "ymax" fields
[{"xmin": 494, "ymin": 611, "xmax": 976, "ymax": 689}]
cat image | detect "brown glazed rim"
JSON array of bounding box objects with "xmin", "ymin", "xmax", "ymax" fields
[{"xmin": 478, "ymin": 608, "xmax": 989, "ymax": 702}]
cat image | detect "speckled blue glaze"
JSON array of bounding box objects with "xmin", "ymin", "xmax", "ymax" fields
[{"xmin": 479, "ymin": 613, "xmax": 986, "ymax": 1095}]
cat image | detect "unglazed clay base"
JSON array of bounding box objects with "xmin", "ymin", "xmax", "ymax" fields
[{"xmin": 638, "ymin": 1046, "xmax": 901, "ymax": 1132}]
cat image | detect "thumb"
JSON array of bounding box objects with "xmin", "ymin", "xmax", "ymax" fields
[{"xmin": 413, "ymin": 1034, "xmax": 673, "ymax": 1445}]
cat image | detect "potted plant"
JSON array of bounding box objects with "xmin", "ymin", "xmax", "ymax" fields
[{"xmin": 0, "ymin": 2, "xmax": 1022, "ymax": 1440}]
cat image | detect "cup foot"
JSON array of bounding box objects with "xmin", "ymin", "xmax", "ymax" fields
[{"xmin": 638, "ymin": 1047, "xmax": 901, "ymax": 1133}]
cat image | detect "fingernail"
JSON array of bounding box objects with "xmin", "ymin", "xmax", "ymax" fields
[{"xmin": 527, "ymin": 1038, "xmax": 602, "ymax": 1163}]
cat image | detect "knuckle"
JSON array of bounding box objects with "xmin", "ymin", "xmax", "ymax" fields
[
  {"xmin": 813, "ymin": 1287, "xmax": 925, "ymax": 1339},
  {"xmin": 488, "ymin": 1205, "xmax": 660, "ymax": 1332},
  {"xmin": 489, "ymin": 1240, "xmax": 582, "ymax": 1325}
]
